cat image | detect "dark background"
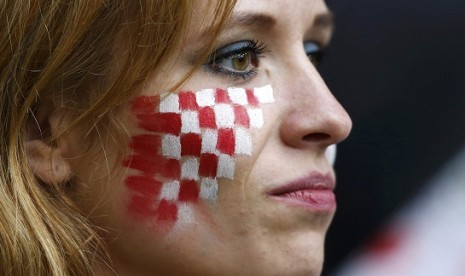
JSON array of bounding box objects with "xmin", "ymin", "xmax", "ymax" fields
[{"xmin": 320, "ymin": 0, "xmax": 465, "ymax": 274}]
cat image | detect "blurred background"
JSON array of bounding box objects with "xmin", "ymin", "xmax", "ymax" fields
[{"xmin": 320, "ymin": 0, "xmax": 465, "ymax": 275}]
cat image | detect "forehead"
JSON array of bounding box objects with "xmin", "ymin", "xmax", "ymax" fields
[
  {"xmin": 188, "ymin": 0, "xmax": 330, "ymax": 38},
  {"xmin": 235, "ymin": 0, "xmax": 328, "ymax": 12},
  {"xmin": 234, "ymin": 0, "xmax": 330, "ymax": 24}
]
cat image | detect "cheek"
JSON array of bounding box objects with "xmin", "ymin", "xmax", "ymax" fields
[{"xmin": 122, "ymin": 85, "xmax": 275, "ymax": 230}]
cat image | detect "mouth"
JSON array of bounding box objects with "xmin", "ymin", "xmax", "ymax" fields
[{"xmin": 267, "ymin": 172, "xmax": 336, "ymax": 212}]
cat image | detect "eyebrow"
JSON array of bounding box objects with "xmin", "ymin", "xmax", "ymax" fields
[
  {"xmin": 224, "ymin": 12, "xmax": 277, "ymax": 29},
  {"xmin": 224, "ymin": 11, "xmax": 334, "ymax": 32},
  {"xmin": 193, "ymin": 10, "xmax": 333, "ymax": 52}
]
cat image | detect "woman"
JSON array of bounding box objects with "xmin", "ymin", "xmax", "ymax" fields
[{"xmin": 0, "ymin": 0, "xmax": 351, "ymax": 275}]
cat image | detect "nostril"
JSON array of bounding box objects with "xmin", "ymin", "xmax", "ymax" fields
[{"xmin": 302, "ymin": 132, "xmax": 331, "ymax": 142}]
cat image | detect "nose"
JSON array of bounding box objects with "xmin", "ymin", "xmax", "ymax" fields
[{"xmin": 278, "ymin": 57, "xmax": 352, "ymax": 150}]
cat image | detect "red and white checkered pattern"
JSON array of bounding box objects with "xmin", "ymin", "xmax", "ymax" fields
[{"xmin": 123, "ymin": 85, "xmax": 274, "ymax": 227}]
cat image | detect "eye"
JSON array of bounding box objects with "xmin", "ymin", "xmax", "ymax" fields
[
  {"xmin": 304, "ymin": 41, "xmax": 325, "ymax": 67},
  {"xmin": 204, "ymin": 40, "xmax": 267, "ymax": 80}
]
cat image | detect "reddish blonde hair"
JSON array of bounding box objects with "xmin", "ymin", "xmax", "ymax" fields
[{"xmin": 0, "ymin": 1, "xmax": 236, "ymax": 275}]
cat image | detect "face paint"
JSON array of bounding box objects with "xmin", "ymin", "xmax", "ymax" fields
[{"xmin": 123, "ymin": 85, "xmax": 274, "ymax": 229}]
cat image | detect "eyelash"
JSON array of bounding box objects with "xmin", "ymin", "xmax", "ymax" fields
[{"xmin": 203, "ymin": 40, "xmax": 267, "ymax": 80}]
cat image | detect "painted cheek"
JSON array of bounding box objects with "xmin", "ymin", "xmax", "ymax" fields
[{"xmin": 122, "ymin": 85, "xmax": 275, "ymax": 229}]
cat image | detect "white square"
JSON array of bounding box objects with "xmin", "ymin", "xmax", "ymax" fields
[
  {"xmin": 253, "ymin": 85, "xmax": 275, "ymax": 104},
  {"xmin": 161, "ymin": 134, "xmax": 181, "ymax": 159},
  {"xmin": 201, "ymin": 129, "xmax": 218, "ymax": 154},
  {"xmin": 200, "ymin": 178, "xmax": 218, "ymax": 202},
  {"xmin": 227, "ymin": 87, "xmax": 248, "ymax": 105},
  {"xmin": 214, "ymin": 104, "xmax": 235, "ymax": 128},
  {"xmin": 160, "ymin": 181, "xmax": 180, "ymax": 201},
  {"xmin": 234, "ymin": 127, "xmax": 252, "ymax": 155},
  {"xmin": 247, "ymin": 108, "xmax": 264, "ymax": 128},
  {"xmin": 181, "ymin": 111, "xmax": 200, "ymax": 133},
  {"xmin": 181, "ymin": 157, "xmax": 199, "ymax": 180},
  {"xmin": 159, "ymin": 93, "xmax": 180, "ymax": 113},
  {"xmin": 196, "ymin": 88, "xmax": 215, "ymax": 107},
  {"xmin": 217, "ymin": 154, "xmax": 235, "ymax": 179},
  {"xmin": 176, "ymin": 203, "xmax": 195, "ymax": 224}
]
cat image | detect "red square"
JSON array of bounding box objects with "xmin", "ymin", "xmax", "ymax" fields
[
  {"xmin": 217, "ymin": 128, "xmax": 235, "ymax": 155},
  {"xmin": 181, "ymin": 133, "xmax": 201, "ymax": 156},
  {"xmin": 128, "ymin": 194, "xmax": 156, "ymax": 217},
  {"xmin": 123, "ymin": 154, "xmax": 164, "ymax": 175},
  {"xmin": 125, "ymin": 175, "xmax": 162, "ymax": 197},
  {"xmin": 132, "ymin": 96, "xmax": 159, "ymax": 114},
  {"xmin": 129, "ymin": 134, "xmax": 161, "ymax": 155},
  {"xmin": 179, "ymin": 91, "xmax": 199, "ymax": 110},
  {"xmin": 178, "ymin": 180, "xmax": 199, "ymax": 202},
  {"xmin": 156, "ymin": 199, "xmax": 178, "ymax": 222},
  {"xmin": 199, "ymin": 107, "xmax": 216, "ymax": 129},
  {"xmin": 234, "ymin": 105, "xmax": 250, "ymax": 128},
  {"xmin": 246, "ymin": 88, "xmax": 259, "ymax": 107},
  {"xmin": 137, "ymin": 113, "xmax": 181, "ymax": 135},
  {"xmin": 162, "ymin": 158, "xmax": 181, "ymax": 179},
  {"xmin": 122, "ymin": 155, "xmax": 180, "ymax": 179},
  {"xmin": 215, "ymin": 88, "xmax": 231, "ymax": 103},
  {"xmin": 199, "ymin": 153, "xmax": 218, "ymax": 177}
]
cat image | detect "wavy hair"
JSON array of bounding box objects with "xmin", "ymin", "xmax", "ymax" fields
[{"xmin": 0, "ymin": 0, "xmax": 236, "ymax": 275}]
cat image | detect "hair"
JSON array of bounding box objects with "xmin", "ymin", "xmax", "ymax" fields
[{"xmin": 0, "ymin": 0, "xmax": 236, "ymax": 275}]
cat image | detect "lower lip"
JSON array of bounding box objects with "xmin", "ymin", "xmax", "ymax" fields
[{"xmin": 270, "ymin": 189, "xmax": 336, "ymax": 212}]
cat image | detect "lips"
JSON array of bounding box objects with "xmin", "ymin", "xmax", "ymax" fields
[{"xmin": 267, "ymin": 172, "xmax": 336, "ymax": 212}]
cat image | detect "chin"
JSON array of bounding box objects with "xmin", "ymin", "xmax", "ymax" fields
[
  {"xmin": 254, "ymin": 258, "xmax": 324, "ymax": 276},
  {"xmin": 239, "ymin": 233, "xmax": 326, "ymax": 276},
  {"xmin": 289, "ymin": 236, "xmax": 326, "ymax": 275}
]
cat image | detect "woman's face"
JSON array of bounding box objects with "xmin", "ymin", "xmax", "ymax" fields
[{"xmin": 68, "ymin": 0, "xmax": 352, "ymax": 275}]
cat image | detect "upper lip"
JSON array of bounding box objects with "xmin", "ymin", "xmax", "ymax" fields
[{"xmin": 267, "ymin": 172, "xmax": 335, "ymax": 196}]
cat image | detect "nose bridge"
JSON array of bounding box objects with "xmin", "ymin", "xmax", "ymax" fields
[
  {"xmin": 288, "ymin": 52, "xmax": 332, "ymax": 106},
  {"xmin": 278, "ymin": 54, "xmax": 352, "ymax": 148}
]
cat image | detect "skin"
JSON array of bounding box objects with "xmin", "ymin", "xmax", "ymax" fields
[{"xmin": 44, "ymin": 0, "xmax": 352, "ymax": 275}]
